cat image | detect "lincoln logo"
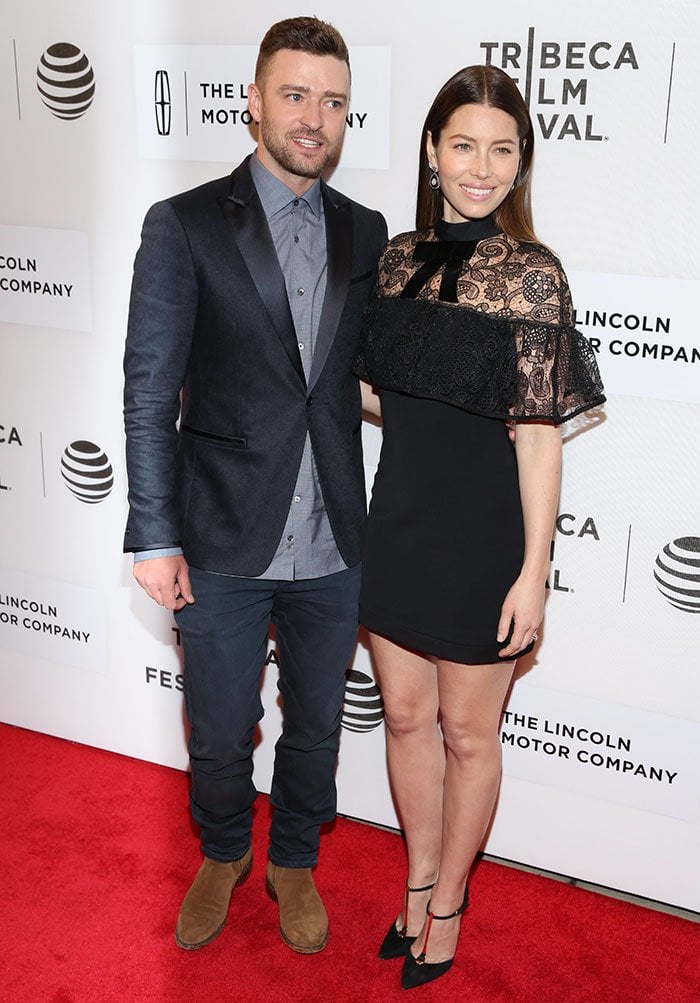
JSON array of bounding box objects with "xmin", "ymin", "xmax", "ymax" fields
[{"xmin": 154, "ymin": 69, "xmax": 171, "ymax": 136}]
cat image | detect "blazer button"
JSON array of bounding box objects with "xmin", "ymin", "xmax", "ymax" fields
[{"xmin": 306, "ymin": 396, "xmax": 313, "ymax": 407}]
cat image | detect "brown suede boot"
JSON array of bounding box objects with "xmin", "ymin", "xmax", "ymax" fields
[
  {"xmin": 175, "ymin": 847, "xmax": 253, "ymax": 950},
  {"xmin": 265, "ymin": 863, "xmax": 328, "ymax": 954}
]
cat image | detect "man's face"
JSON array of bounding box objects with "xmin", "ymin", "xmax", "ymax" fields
[{"xmin": 248, "ymin": 49, "xmax": 350, "ymax": 192}]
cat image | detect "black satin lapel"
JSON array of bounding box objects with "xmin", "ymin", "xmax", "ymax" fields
[
  {"xmin": 308, "ymin": 194, "xmax": 353, "ymax": 390},
  {"xmin": 219, "ymin": 195, "xmax": 305, "ymax": 386}
]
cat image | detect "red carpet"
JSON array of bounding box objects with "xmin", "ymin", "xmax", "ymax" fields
[{"xmin": 1, "ymin": 723, "xmax": 697, "ymax": 1002}]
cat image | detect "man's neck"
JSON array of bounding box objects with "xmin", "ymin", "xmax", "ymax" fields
[{"xmin": 254, "ymin": 148, "xmax": 318, "ymax": 197}]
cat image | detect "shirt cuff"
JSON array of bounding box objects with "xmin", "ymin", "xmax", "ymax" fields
[{"xmin": 133, "ymin": 547, "xmax": 184, "ymax": 563}]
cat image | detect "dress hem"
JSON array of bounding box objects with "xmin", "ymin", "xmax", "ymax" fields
[{"xmin": 359, "ymin": 604, "xmax": 534, "ymax": 666}]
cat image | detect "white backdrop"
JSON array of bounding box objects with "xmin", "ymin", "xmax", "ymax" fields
[{"xmin": 1, "ymin": 0, "xmax": 698, "ymax": 912}]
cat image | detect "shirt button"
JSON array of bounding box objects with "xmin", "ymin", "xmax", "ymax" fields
[
  {"xmin": 294, "ymin": 495, "xmax": 301, "ymax": 503},
  {"xmin": 293, "ymin": 199, "xmax": 299, "ymax": 207},
  {"xmin": 287, "ymin": 534, "xmax": 294, "ymax": 542},
  {"xmin": 297, "ymin": 288, "xmax": 304, "ymax": 296},
  {"xmin": 294, "ymin": 235, "xmax": 299, "ymax": 243},
  {"xmin": 298, "ymin": 342, "xmax": 304, "ymax": 350}
]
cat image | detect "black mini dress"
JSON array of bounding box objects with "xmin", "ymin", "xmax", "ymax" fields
[{"xmin": 353, "ymin": 216, "xmax": 605, "ymax": 664}]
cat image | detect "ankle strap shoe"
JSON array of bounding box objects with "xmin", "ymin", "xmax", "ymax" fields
[
  {"xmin": 401, "ymin": 887, "xmax": 469, "ymax": 990},
  {"xmin": 378, "ymin": 881, "xmax": 436, "ymax": 960}
]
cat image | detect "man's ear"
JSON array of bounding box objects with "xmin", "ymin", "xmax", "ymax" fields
[{"xmin": 247, "ymin": 83, "xmax": 262, "ymax": 124}]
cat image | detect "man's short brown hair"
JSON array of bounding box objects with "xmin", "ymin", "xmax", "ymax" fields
[{"xmin": 255, "ymin": 16, "xmax": 351, "ymax": 85}]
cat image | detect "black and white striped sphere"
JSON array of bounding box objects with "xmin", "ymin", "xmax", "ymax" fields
[
  {"xmin": 37, "ymin": 43, "xmax": 95, "ymax": 120},
  {"xmin": 61, "ymin": 441, "xmax": 113, "ymax": 504},
  {"xmin": 653, "ymin": 537, "xmax": 700, "ymax": 613},
  {"xmin": 342, "ymin": 668, "xmax": 384, "ymax": 733}
]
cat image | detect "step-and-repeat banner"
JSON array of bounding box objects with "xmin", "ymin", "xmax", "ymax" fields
[{"xmin": 1, "ymin": 1, "xmax": 698, "ymax": 912}]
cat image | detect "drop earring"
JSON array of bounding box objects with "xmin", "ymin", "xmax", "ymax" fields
[{"xmin": 428, "ymin": 165, "xmax": 440, "ymax": 191}]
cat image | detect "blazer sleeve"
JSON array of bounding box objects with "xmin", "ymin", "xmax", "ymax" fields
[{"xmin": 122, "ymin": 200, "xmax": 198, "ymax": 552}]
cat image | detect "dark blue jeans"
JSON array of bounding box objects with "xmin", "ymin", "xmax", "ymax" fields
[{"xmin": 174, "ymin": 564, "xmax": 361, "ymax": 868}]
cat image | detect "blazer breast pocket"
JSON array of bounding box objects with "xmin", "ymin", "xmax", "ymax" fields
[{"xmin": 181, "ymin": 425, "xmax": 247, "ymax": 449}]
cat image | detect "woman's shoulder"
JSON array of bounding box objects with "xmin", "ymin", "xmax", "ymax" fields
[
  {"xmin": 465, "ymin": 235, "xmax": 571, "ymax": 324},
  {"xmin": 381, "ymin": 228, "xmax": 428, "ymax": 254},
  {"xmin": 390, "ymin": 226, "xmax": 428, "ymax": 242},
  {"xmin": 377, "ymin": 228, "xmax": 430, "ymax": 287},
  {"xmin": 503, "ymin": 236, "xmax": 566, "ymax": 272}
]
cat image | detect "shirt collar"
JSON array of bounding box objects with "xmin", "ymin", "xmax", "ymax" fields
[{"xmin": 249, "ymin": 152, "xmax": 323, "ymax": 219}]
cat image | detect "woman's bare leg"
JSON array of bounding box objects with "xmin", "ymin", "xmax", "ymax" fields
[
  {"xmin": 369, "ymin": 632, "xmax": 444, "ymax": 935},
  {"xmin": 409, "ymin": 658, "xmax": 515, "ymax": 963}
]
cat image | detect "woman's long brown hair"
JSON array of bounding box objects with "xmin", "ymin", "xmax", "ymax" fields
[{"xmin": 416, "ymin": 64, "xmax": 537, "ymax": 242}]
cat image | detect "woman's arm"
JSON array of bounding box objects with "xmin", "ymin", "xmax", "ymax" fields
[
  {"xmin": 497, "ymin": 421, "xmax": 562, "ymax": 658},
  {"xmin": 360, "ymin": 380, "xmax": 382, "ymax": 419}
]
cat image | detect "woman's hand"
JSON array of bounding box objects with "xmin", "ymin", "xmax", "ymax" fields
[{"xmin": 497, "ymin": 572, "xmax": 546, "ymax": 658}]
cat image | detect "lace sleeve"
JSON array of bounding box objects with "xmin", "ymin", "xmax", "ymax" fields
[
  {"xmin": 510, "ymin": 258, "xmax": 605, "ymax": 422},
  {"xmin": 513, "ymin": 320, "xmax": 605, "ymax": 423}
]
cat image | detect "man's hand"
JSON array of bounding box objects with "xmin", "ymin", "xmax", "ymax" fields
[{"xmin": 133, "ymin": 556, "xmax": 195, "ymax": 611}]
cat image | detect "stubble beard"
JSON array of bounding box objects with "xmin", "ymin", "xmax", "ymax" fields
[{"xmin": 259, "ymin": 120, "xmax": 341, "ymax": 180}]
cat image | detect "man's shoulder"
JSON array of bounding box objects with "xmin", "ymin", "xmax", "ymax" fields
[
  {"xmin": 142, "ymin": 171, "xmax": 240, "ymax": 232},
  {"xmin": 165, "ymin": 174, "xmax": 232, "ymax": 212}
]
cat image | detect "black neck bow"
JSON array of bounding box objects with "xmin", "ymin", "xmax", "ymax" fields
[{"xmin": 400, "ymin": 240, "xmax": 480, "ymax": 303}]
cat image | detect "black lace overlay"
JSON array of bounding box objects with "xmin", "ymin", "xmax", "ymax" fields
[{"xmin": 354, "ymin": 228, "xmax": 605, "ymax": 424}]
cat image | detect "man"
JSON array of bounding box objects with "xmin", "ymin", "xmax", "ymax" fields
[{"xmin": 123, "ymin": 17, "xmax": 387, "ymax": 955}]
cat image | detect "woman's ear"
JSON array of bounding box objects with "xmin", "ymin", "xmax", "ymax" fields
[{"xmin": 426, "ymin": 131, "xmax": 437, "ymax": 169}]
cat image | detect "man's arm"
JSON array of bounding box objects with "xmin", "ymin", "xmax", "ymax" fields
[{"xmin": 123, "ymin": 200, "xmax": 199, "ymax": 604}]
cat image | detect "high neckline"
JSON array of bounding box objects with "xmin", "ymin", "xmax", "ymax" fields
[{"xmin": 434, "ymin": 214, "xmax": 499, "ymax": 242}]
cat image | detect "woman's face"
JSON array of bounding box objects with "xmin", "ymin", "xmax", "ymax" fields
[{"xmin": 426, "ymin": 103, "xmax": 521, "ymax": 224}]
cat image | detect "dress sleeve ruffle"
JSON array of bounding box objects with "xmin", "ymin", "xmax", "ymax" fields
[{"xmin": 353, "ymin": 294, "xmax": 606, "ymax": 425}]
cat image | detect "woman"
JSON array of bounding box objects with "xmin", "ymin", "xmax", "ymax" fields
[{"xmin": 354, "ymin": 65, "xmax": 605, "ymax": 990}]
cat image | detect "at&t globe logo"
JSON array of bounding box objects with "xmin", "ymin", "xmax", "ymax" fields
[
  {"xmin": 653, "ymin": 537, "xmax": 700, "ymax": 613},
  {"xmin": 342, "ymin": 669, "xmax": 384, "ymax": 733},
  {"xmin": 60, "ymin": 441, "xmax": 113, "ymax": 503},
  {"xmin": 37, "ymin": 43, "xmax": 95, "ymax": 120}
]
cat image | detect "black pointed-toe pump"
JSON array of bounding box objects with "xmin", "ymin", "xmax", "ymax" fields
[
  {"xmin": 378, "ymin": 881, "xmax": 436, "ymax": 960},
  {"xmin": 400, "ymin": 888, "xmax": 469, "ymax": 989}
]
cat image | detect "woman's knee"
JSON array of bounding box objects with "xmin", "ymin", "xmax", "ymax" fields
[
  {"xmin": 383, "ymin": 693, "xmax": 437, "ymax": 737},
  {"xmin": 440, "ymin": 716, "xmax": 499, "ymax": 761}
]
